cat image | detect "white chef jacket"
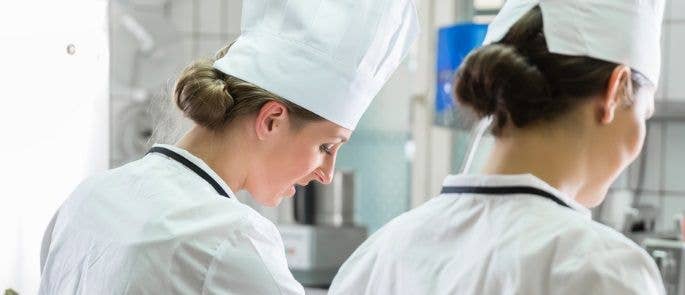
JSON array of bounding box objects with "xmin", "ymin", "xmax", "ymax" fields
[
  {"xmin": 329, "ymin": 174, "xmax": 665, "ymax": 295},
  {"xmin": 39, "ymin": 144, "xmax": 304, "ymax": 295}
]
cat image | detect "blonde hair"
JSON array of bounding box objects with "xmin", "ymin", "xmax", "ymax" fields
[{"xmin": 173, "ymin": 44, "xmax": 324, "ymax": 131}]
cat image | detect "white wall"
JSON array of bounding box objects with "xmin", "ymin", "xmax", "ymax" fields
[{"xmin": 0, "ymin": 0, "xmax": 109, "ymax": 293}]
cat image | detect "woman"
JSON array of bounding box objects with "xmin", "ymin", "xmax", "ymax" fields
[
  {"xmin": 39, "ymin": 0, "xmax": 418, "ymax": 294},
  {"xmin": 330, "ymin": 1, "xmax": 665, "ymax": 294}
]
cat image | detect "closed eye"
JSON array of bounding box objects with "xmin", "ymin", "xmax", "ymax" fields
[{"xmin": 319, "ymin": 144, "xmax": 333, "ymax": 155}]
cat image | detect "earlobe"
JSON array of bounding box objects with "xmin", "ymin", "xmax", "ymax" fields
[{"xmin": 600, "ymin": 107, "xmax": 615, "ymax": 124}]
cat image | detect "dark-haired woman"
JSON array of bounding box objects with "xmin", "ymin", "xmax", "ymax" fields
[
  {"xmin": 38, "ymin": 0, "xmax": 418, "ymax": 294},
  {"xmin": 330, "ymin": 1, "xmax": 665, "ymax": 294}
]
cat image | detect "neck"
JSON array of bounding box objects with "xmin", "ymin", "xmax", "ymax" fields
[
  {"xmin": 481, "ymin": 124, "xmax": 593, "ymax": 207},
  {"xmin": 175, "ymin": 124, "xmax": 249, "ymax": 192}
]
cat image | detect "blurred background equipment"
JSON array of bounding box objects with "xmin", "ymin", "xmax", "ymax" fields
[
  {"xmin": 644, "ymin": 238, "xmax": 685, "ymax": 295},
  {"xmin": 279, "ymin": 171, "xmax": 367, "ymax": 288},
  {"xmin": 434, "ymin": 22, "xmax": 487, "ymax": 129},
  {"xmin": 109, "ymin": 0, "xmax": 190, "ymax": 167}
]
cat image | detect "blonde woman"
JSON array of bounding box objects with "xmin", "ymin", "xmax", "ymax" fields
[{"xmin": 39, "ymin": 0, "xmax": 419, "ymax": 294}]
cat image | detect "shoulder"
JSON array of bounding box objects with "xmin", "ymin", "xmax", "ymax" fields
[
  {"xmin": 201, "ymin": 205, "xmax": 304, "ymax": 294},
  {"xmin": 547, "ymin": 220, "xmax": 664, "ymax": 294},
  {"xmin": 135, "ymin": 199, "xmax": 301, "ymax": 294},
  {"xmin": 330, "ymin": 200, "xmax": 442, "ymax": 293}
]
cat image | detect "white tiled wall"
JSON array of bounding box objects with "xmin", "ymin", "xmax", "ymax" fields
[
  {"xmin": 169, "ymin": 0, "xmax": 194, "ymax": 33},
  {"xmin": 641, "ymin": 123, "xmax": 664, "ymax": 192},
  {"xmin": 664, "ymin": 123, "xmax": 685, "ymax": 191},
  {"xmin": 197, "ymin": 37, "xmax": 231, "ymax": 58},
  {"xmin": 666, "ymin": 23, "xmax": 685, "ymax": 101},
  {"xmin": 663, "ymin": 0, "xmax": 685, "ymax": 101},
  {"xmin": 198, "ymin": 0, "xmax": 224, "ymax": 35},
  {"xmin": 110, "ymin": 0, "xmax": 242, "ymax": 167},
  {"xmin": 668, "ymin": 0, "xmax": 685, "ymax": 21},
  {"xmin": 656, "ymin": 22, "xmax": 668, "ymax": 100},
  {"xmin": 226, "ymin": 1, "xmax": 242, "ymax": 34}
]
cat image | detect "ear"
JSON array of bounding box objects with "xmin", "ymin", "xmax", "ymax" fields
[
  {"xmin": 598, "ymin": 65, "xmax": 631, "ymax": 124},
  {"xmin": 254, "ymin": 101, "xmax": 289, "ymax": 140}
]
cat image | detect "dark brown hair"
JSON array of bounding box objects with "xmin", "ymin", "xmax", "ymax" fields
[
  {"xmin": 454, "ymin": 6, "xmax": 648, "ymax": 135},
  {"xmin": 173, "ymin": 44, "xmax": 324, "ymax": 131}
]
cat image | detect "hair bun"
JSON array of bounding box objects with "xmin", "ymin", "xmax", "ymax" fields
[
  {"xmin": 454, "ymin": 43, "xmax": 550, "ymax": 132},
  {"xmin": 173, "ymin": 59, "xmax": 236, "ymax": 129}
]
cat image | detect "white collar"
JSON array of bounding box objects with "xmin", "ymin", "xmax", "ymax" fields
[
  {"xmin": 149, "ymin": 144, "xmax": 237, "ymax": 200},
  {"xmin": 441, "ymin": 173, "xmax": 591, "ymax": 218}
]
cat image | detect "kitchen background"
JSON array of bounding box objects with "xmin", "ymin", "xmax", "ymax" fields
[{"xmin": 1, "ymin": 0, "xmax": 683, "ymax": 293}]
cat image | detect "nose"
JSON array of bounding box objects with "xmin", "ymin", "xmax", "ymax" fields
[{"xmin": 317, "ymin": 155, "xmax": 336, "ymax": 185}]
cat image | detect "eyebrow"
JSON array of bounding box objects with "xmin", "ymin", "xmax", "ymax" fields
[{"xmin": 337, "ymin": 136, "xmax": 349, "ymax": 143}]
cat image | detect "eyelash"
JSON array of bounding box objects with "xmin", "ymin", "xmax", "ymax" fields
[{"xmin": 320, "ymin": 145, "xmax": 333, "ymax": 155}]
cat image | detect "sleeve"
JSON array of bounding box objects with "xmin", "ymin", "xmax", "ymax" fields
[
  {"xmin": 552, "ymin": 245, "xmax": 665, "ymax": 295},
  {"xmin": 202, "ymin": 218, "xmax": 304, "ymax": 295}
]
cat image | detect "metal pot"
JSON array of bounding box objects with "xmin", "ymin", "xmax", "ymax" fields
[
  {"xmin": 312, "ymin": 170, "xmax": 355, "ymax": 227},
  {"xmin": 292, "ymin": 170, "xmax": 356, "ymax": 226}
]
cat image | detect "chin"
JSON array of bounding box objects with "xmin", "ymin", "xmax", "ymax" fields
[
  {"xmin": 585, "ymin": 195, "xmax": 606, "ymax": 209},
  {"xmin": 252, "ymin": 195, "xmax": 282, "ymax": 207},
  {"xmin": 263, "ymin": 197, "xmax": 283, "ymax": 207},
  {"xmin": 579, "ymin": 186, "xmax": 610, "ymax": 208}
]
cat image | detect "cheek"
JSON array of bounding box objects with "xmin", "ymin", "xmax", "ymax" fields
[
  {"xmin": 627, "ymin": 92, "xmax": 654, "ymax": 157},
  {"xmin": 292, "ymin": 148, "xmax": 321, "ymax": 174},
  {"xmin": 278, "ymin": 145, "xmax": 321, "ymax": 180},
  {"xmin": 249, "ymin": 142, "xmax": 322, "ymax": 205},
  {"xmin": 624, "ymin": 108, "xmax": 647, "ymax": 161}
]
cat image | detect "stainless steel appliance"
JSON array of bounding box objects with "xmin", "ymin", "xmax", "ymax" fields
[
  {"xmin": 279, "ymin": 171, "xmax": 367, "ymax": 287},
  {"xmin": 279, "ymin": 224, "xmax": 366, "ymax": 287}
]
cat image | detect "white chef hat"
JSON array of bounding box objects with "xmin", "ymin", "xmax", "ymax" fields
[
  {"xmin": 213, "ymin": 0, "xmax": 420, "ymax": 130},
  {"xmin": 483, "ymin": 0, "xmax": 665, "ymax": 85}
]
